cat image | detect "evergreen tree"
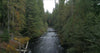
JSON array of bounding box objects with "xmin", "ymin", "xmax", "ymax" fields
[
  {"xmin": 49, "ymin": 0, "xmax": 100, "ymax": 53},
  {"xmin": 24, "ymin": 0, "xmax": 47, "ymax": 38}
]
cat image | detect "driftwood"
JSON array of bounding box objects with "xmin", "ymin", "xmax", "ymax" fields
[{"xmin": 16, "ymin": 41, "xmax": 29, "ymax": 53}]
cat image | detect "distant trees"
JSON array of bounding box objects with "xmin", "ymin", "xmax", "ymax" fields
[{"xmin": 49, "ymin": 0, "xmax": 100, "ymax": 53}]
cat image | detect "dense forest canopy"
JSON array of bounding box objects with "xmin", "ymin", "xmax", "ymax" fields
[
  {"xmin": 48, "ymin": 0, "xmax": 100, "ymax": 53},
  {"xmin": 0, "ymin": 0, "xmax": 47, "ymax": 53},
  {"xmin": 0, "ymin": 0, "xmax": 100, "ymax": 53}
]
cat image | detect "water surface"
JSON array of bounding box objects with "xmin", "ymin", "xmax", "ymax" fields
[{"xmin": 29, "ymin": 28, "xmax": 63, "ymax": 53}]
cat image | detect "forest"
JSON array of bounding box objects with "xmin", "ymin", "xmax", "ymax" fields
[
  {"xmin": 0, "ymin": 0, "xmax": 100, "ymax": 53},
  {"xmin": 48, "ymin": 0, "xmax": 100, "ymax": 53},
  {"xmin": 0, "ymin": 0, "xmax": 47, "ymax": 53}
]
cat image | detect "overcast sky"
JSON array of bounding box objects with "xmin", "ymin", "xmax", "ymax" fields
[
  {"xmin": 43, "ymin": 0, "xmax": 59, "ymax": 13},
  {"xmin": 43, "ymin": 0, "xmax": 69, "ymax": 13}
]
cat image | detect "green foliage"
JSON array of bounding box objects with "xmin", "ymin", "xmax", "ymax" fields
[
  {"xmin": 0, "ymin": 0, "xmax": 48, "ymax": 53},
  {"xmin": 22, "ymin": 0, "xmax": 48, "ymax": 38},
  {"xmin": 0, "ymin": 29, "xmax": 9, "ymax": 42},
  {"xmin": 0, "ymin": 0, "xmax": 47, "ymax": 42},
  {"xmin": 49, "ymin": 0, "xmax": 100, "ymax": 53}
]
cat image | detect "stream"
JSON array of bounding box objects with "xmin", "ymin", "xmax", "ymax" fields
[{"xmin": 29, "ymin": 28, "xmax": 63, "ymax": 53}]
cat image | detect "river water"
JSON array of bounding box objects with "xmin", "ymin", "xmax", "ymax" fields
[{"xmin": 29, "ymin": 28, "xmax": 63, "ymax": 53}]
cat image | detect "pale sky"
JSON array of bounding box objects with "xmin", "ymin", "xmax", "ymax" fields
[
  {"xmin": 43, "ymin": 0, "xmax": 69, "ymax": 13},
  {"xmin": 43, "ymin": 0, "xmax": 59, "ymax": 13}
]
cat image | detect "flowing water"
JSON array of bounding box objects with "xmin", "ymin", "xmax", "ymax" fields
[{"xmin": 29, "ymin": 28, "xmax": 63, "ymax": 53}]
